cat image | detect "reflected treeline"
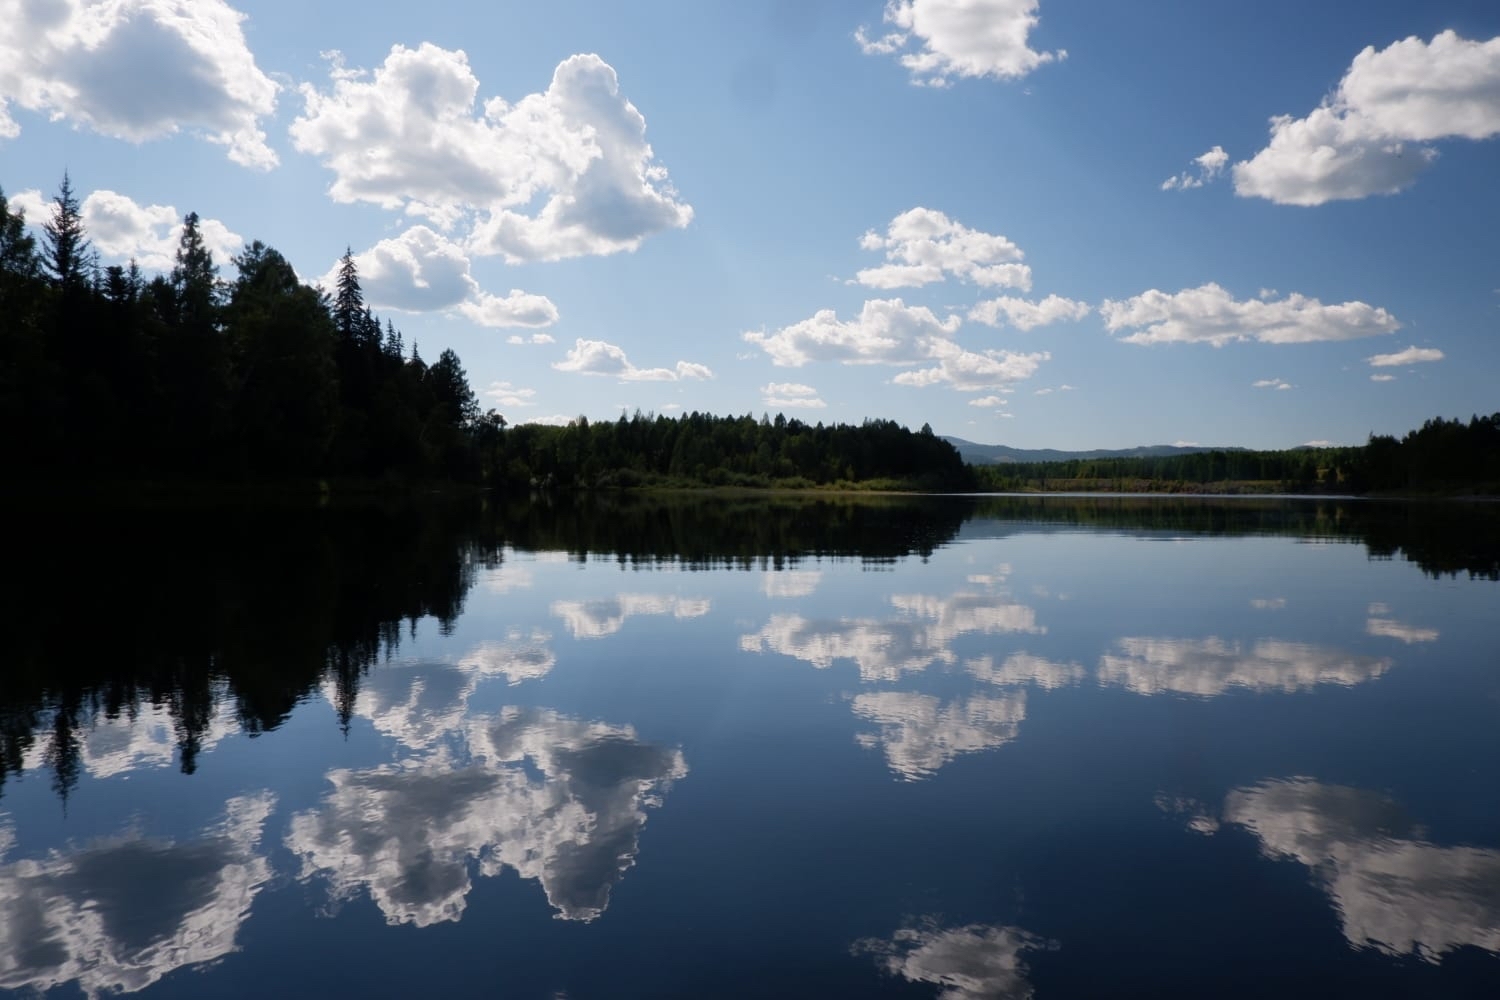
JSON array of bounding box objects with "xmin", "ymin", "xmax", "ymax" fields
[
  {"xmin": 967, "ymin": 495, "xmax": 1500, "ymax": 580},
  {"xmin": 495, "ymin": 492, "xmax": 976, "ymax": 568},
  {"xmin": 3, "ymin": 494, "xmax": 1495, "ymax": 802},
  {"xmin": 0, "ymin": 499, "xmax": 501, "ymax": 802}
]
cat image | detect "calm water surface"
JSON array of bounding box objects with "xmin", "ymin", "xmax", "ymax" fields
[{"xmin": 2, "ymin": 496, "xmax": 1497, "ymax": 998}]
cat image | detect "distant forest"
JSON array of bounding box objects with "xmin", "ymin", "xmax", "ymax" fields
[{"xmin": 2, "ymin": 177, "xmax": 1494, "ymax": 495}]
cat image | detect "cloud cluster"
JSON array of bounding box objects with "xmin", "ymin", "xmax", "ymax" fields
[
  {"xmin": 13, "ymin": 188, "xmax": 242, "ymax": 273},
  {"xmin": 1234, "ymin": 32, "xmax": 1500, "ymax": 205},
  {"xmin": 326, "ymin": 227, "xmax": 558, "ymax": 328},
  {"xmin": 1161, "ymin": 145, "xmax": 1230, "ymax": 191},
  {"xmin": 0, "ymin": 0, "xmax": 278, "ymax": 167},
  {"xmin": 287, "ymin": 708, "xmax": 686, "ymax": 926},
  {"xmin": 0, "ymin": 793, "xmax": 276, "ymax": 996},
  {"xmin": 853, "ymin": 690, "xmax": 1027, "ymax": 780},
  {"xmin": 1098, "ymin": 636, "xmax": 1393, "ymax": 697},
  {"xmin": 1101, "ymin": 283, "xmax": 1401, "ymax": 346},
  {"xmin": 1252, "ymin": 378, "xmax": 1293, "ymax": 391},
  {"xmin": 857, "ymin": 0, "xmax": 1065, "ymax": 87},
  {"xmin": 856, "ymin": 208, "xmax": 1030, "ymax": 291},
  {"xmin": 550, "ymin": 593, "xmax": 711, "ymax": 639},
  {"xmin": 553, "ymin": 339, "xmax": 713, "ymax": 382},
  {"xmin": 292, "ymin": 47, "xmax": 692, "ymax": 262}
]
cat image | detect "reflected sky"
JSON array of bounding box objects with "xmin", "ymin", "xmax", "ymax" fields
[
  {"xmin": 287, "ymin": 708, "xmax": 686, "ymax": 925},
  {"xmin": 20, "ymin": 697, "xmax": 240, "ymax": 780},
  {"xmin": 0, "ymin": 793, "xmax": 274, "ymax": 996},
  {"xmin": 550, "ymin": 593, "xmax": 711, "ymax": 639}
]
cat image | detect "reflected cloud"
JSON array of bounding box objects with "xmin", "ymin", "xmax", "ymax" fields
[
  {"xmin": 1365, "ymin": 607, "xmax": 1439, "ymax": 644},
  {"xmin": 551, "ymin": 594, "xmax": 711, "ymax": 639},
  {"xmin": 762, "ymin": 570, "xmax": 823, "ymax": 599},
  {"xmin": 855, "ymin": 919, "xmax": 1053, "ymax": 999},
  {"xmin": 20, "ymin": 699, "xmax": 239, "ymax": 780},
  {"xmin": 1098, "ymin": 638, "xmax": 1393, "ymax": 697},
  {"xmin": 0, "ymin": 793, "xmax": 275, "ymax": 996},
  {"xmin": 287, "ymin": 708, "xmax": 686, "ymax": 925},
  {"xmin": 480, "ymin": 562, "xmax": 535, "ymax": 594},
  {"xmin": 968, "ymin": 653, "xmax": 1085, "ymax": 691},
  {"xmin": 348, "ymin": 631, "xmax": 555, "ymax": 750},
  {"xmin": 1219, "ymin": 779, "xmax": 1500, "ymax": 962},
  {"xmin": 853, "ymin": 691, "xmax": 1027, "ymax": 781},
  {"xmin": 741, "ymin": 593, "xmax": 1042, "ymax": 683}
]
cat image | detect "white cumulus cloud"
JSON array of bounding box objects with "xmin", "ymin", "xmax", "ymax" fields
[
  {"xmin": 891, "ymin": 339, "xmax": 1049, "ymax": 391},
  {"xmin": 1253, "ymin": 378, "xmax": 1293, "ymax": 391},
  {"xmin": 553, "ymin": 339, "xmax": 713, "ymax": 382},
  {"xmin": 1233, "ymin": 32, "xmax": 1500, "ymax": 205},
  {"xmin": 968, "ymin": 293, "xmax": 1090, "ymax": 329},
  {"xmin": 321, "ymin": 227, "xmax": 558, "ymax": 328},
  {"xmin": 1367, "ymin": 345, "xmax": 1444, "ymax": 367},
  {"xmin": 486, "ymin": 382, "xmax": 537, "ymax": 408},
  {"xmin": 743, "ymin": 298, "xmax": 961, "ymax": 368},
  {"xmin": 856, "ymin": 208, "xmax": 1031, "ymax": 290},
  {"xmin": 1101, "ymin": 283, "xmax": 1400, "ymax": 346},
  {"xmin": 857, "ymin": 0, "xmax": 1065, "ymax": 87},
  {"xmin": 0, "ymin": 0, "xmax": 278, "ymax": 167},
  {"xmin": 761, "ymin": 382, "xmax": 827, "ymax": 409},
  {"xmin": 15, "ymin": 186, "xmax": 242, "ymax": 272},
  {"xmin": 968, "ymin": 395, "xmax": 1009, "ymax": 408},
  {"xmin": 291, "ymin": 47, "xmax": 692, "ymax": 261}
]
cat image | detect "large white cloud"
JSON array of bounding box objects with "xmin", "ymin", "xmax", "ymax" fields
[
  {"xmin": 323, "ymin": 227, "xmax": 558, "ymax": 328},
  {"xmin": 291, "ymin": 47, "xmax": 692, "ymax": 261},
  {"xmin": 1100, "ymin": 283, "xmax": 1401, "ymax": 346},
  {"xmin": 856, "ymin": 208, "xmax": 1031, "ymax": 291},
  {"xmin": 1234, "ymin": 32, "xmax": 1500, "ymax": 205},
  {"xmin": 287, "ymin": 708, "xmax": 686, "ymax": 926},
  {"xmin": 1219, "ymin": 779, "xmax": 1500, "ymax": 962},
  {"xmin": 0, "ymin": 0, "xmax": 278, "ymax": 167},
  {"xmin": 15, "ymin": 187, "xmax": 242, "ymax": 273},
  {"xmin": 968, "ymin": 294, "xmax": 1090, "ymax": 330},
  {"xmin": 0, "ymin": 793, "xmax": 275, "ymax": 996},
  {"xmin": 1097, "ymin": 637, "xmax": 1393, "ymax": 697},
  {"xmin": 857, "ymin": 0, "xmax": 1065, "ymax": 87},
  {"xmin": 553, "ymin": 339, "xmax": 713, "ymax": 382},
  {"xmin": 743, "ymin": 298, "xmax": 961, "ymax": 368}
]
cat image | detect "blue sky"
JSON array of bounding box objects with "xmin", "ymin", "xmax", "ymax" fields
[{"xmin": 3, "ymin": 0, "xmax": 1497, "ymax": 449}]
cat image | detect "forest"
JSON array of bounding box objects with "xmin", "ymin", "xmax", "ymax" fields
[{"xmin": 2, "ymin": 176, "xmax": 1494, "ymax": 496}]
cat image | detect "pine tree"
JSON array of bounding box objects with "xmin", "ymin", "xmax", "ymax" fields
[
  {"xmin": 42, "ymin": 172, "xmax": 95, "ymax": 291},
  {"xmin": 333, "ymin": 248, "xmax": 363, "ymax": 342}
]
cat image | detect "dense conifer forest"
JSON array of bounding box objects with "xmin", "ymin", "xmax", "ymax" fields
[{"xmin": 2, "ymin": 177, "xmax": 1493, "ymax": 495}]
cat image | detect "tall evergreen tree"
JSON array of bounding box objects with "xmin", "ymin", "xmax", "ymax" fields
[
  {"xmin": 171, "ymin": 212, "xmax": 220, "ymax": 328},
  {"xmin": 41, "ymin": 172, "xmax": 95, "ymax": 291},
  {"xmin": 333, "ymin": 248, "xmax": 363, "ymax": 342}
]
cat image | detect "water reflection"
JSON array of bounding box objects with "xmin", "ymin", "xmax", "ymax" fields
[
  {"xmin": 1097, "ymin": 638, "xmax": 1394, "ymax": 697},
  {"xmin": 287, "ymin": 708, "xmax": 686, "ymax": 925},
  {"xmin": 1365, "ymin": 604, "xmax": 1440, "ymax": 644},
  {"xmin": 0, "ymin": 793, "xmax": 275, "ymax": 996},
  {"xmin": 1175, "ymin": 779, "xmax": 1500, "ymax": 962},
  {"xmin": 551, "ymin": 594, "xmax": 711, "ymax": 639},
  {"xmin": 853, "ymin": 691, "xmax": 1029, "ymax": 780},
  {"xmin": 761, "ymin": 570, "xmax": 822, "ymax": 599},
  {"xmin": 19, "ymin": 699, "xmax": 240, "ymax": 781},
  {"xmin": 741, "ymin": 593, "xmax": 1043, "ymax": 683},
  {"xmin": 855, "ymin": 919, "xmax": 1053, "ymax": 999}
]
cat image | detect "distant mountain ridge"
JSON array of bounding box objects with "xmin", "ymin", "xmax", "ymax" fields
[{"xmin": 944, "ymin": 437, "xmax": 1248, "ymax": 465}]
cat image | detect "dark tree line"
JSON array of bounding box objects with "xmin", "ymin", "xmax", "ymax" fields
[
  {"xmin": 3, "ymin": 176, "xmax": 971, "ymax": 491},
  {"xmin": 2, "ymin": 177, "xmax": 483, "ymax": 483},
  {"xmin": 972, "ymin": 415, "xmax": 1500, "ymax": 495}
]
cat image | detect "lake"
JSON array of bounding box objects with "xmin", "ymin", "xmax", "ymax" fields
[{"xmin": 2, "ymin": 494, "xmax": 1497, "ymax": 998}]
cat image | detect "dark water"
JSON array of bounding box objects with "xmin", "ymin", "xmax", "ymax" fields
[{"xmin": 2, "ymin": 495, "xmax": 1498, "ymax": 998}]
